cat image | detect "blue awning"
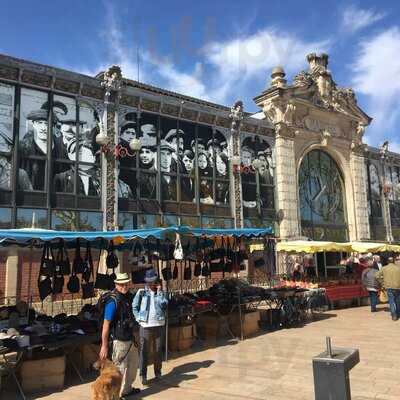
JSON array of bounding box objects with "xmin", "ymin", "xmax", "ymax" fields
[
  {"xmin": 178, "ymin": 226, "xmax": 274, "ymax": 237},
  {"xmin": 0, "ymin": 225, "xmax": 273, "ymax": 246}
]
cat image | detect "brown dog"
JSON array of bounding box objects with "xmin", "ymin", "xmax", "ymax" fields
[{"xmin": 91, "ymin": 358, "xmax": 123, "ymax": 400}]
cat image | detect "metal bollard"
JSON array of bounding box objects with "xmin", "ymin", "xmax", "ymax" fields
[{"xmin": 312, "ymin": 337, "xmax": 360, "ymax": 400}]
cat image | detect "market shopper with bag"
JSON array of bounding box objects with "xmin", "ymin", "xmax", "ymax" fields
[
  {"xmin": 376, "ymin": 257, "xmax": 400, "ymax": 321},
  {"xmin": 99, "ymin": 272, "xmax": 140, "ymax": 398},
  {"xmin": 132, "ymin": 268, "xmax": 168, "ymax": 386},
  {"xmin": 361, "ymin": 257, "xmax": 380, "ymax": 312}
]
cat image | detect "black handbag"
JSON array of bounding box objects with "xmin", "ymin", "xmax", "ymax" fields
[
  {"xmin": 67, "ymin": 260, "xmax": 80, "ymax": 294},
  {"xmin": 52, "ymin": 274, "xmax": 64, "ymax": 294},
  {"xmin": 95, "ymin": 250, "xmax": 114, "ymax": 290},
  {"xmin": 40, "ymin": 243, "xmax": 55, "ymax": 276},
  {"xmin": 201, "ymin": 262, "xmax": 210, "ymax": 277},
  {"xmin": 254, "ymin": 257, "xmax": 266, "ymax": 268},
  {"xmin": 184, "ymin": 260, "xmax": 192, "ymax": 280},
  {"xmin": 57, "ymin": 240, "xmax": 71, "ymax": 276},
  {"xmin": 73, "ymin": 239, "xmax": 85, "ymax": 274},
  {"xmin": 106, "ymin": 241, "xmax": 119, "ymax": 269},
  {"xmin": 82, "ymin": 242, "xmax": 94, "ymax": 283},
  {"xmin": 194, "ymin": 262, "xmax": 202, "ymax": 277},
  {"xmin": 82, "ymin": 282, "xmax": 95, "ymax": 299},
  {"xmin": 161, "ymin": 261, "xmax": 172, "ymax": 281},
  {"xmin": 172, "ymin": 262, "xmax": 179, "ymax": 280},
  {"xmin": 38, "ymin": 253, "xmax": 53, "ymax": 301},
  {"xmin": 132, "ymin": 267, "xmax": 152, "ymax": 284}
]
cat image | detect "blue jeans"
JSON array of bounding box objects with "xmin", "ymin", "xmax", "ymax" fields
[
  {"xmin": 386, "ymin": 289, "xmax": 400, "ymax": 318},
  {"xmin": 368, "ymin": 291, "xmax": 378, "ymax": 312}
]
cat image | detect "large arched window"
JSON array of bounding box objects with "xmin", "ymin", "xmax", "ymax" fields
[{"xmin": 299, "ymin": 150, "xmax": 347, "ymax": 241}]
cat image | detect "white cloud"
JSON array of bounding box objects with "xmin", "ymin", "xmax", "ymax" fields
[
  {"xmin": 351, "ymin": 27, "xmax": 400, "ymax": 148},
  {"xmin": 341, "ymin": 5, "xmax": 385, "ymax": 34}
]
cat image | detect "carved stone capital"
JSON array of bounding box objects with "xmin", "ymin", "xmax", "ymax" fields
[
  {"xmin": 263, "ymin": 99, "xmax": 296, "ymax": 126},
  {"xmin": 275, "ymin": 122, "xmax": 297, "ymax": 139}
]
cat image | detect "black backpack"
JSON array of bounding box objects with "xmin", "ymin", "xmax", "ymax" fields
[{"xmin": 97, "ymin": 291, "xmax": 118, "ymax": 332}]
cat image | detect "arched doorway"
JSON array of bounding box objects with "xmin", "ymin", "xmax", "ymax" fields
[{"xmin": 299, "ymin": 149, "xmax": 348, "ymax": 241}]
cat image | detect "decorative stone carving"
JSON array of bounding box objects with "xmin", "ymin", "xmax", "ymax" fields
[
  {"xmin": 229, "ymin": 100, "xmax": 244, "ymax": 132},
  {"xmin": 270, "ymin": 66, "xmax": 287, "ymax": 88},
  {"xmin": 293, "ymin": 70, "xmax": 313, "ymax": 88},
  {"xmin": 320, "ymin": 129, "xmax": 331, "ymax": 147},
  {"xmin": 101, "ymin": 65, "xmax": 123, "ymax": 102}
]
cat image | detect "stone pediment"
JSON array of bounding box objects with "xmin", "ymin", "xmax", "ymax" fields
[{"xmin": 254, "ymin": 53, "xmax": 372, "ymax": 148}]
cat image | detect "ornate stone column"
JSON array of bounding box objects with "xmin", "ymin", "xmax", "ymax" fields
[
  {"xmin": 349, "ymin": 145, "xmax": 371, "ymax": 240},
  {"xmin": 380, "ymin": 142, "xmax": 394, "ymax": 242},
  {"xmin": 99, "ymin": 66, "xmax": 123, "ymax": 231},
  {"xmin": 229, "ymin": 100, "xmax": 244, "ymax": 228}
]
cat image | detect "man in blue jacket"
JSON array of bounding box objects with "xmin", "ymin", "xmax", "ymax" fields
[{"xmin": 132, "ymin": 268, "xmax": 168, "ymax": 385}]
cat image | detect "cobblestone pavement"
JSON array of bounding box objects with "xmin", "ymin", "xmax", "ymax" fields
[{"xmin": 4, "ymin": 304, "xmax": 400, "ymax": 400}]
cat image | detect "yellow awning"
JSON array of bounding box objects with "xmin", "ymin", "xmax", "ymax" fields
[
  {"xmin": 348, "ymin": 242, "xmax": 400, "ymax": 253},
  {"xmin": 276, "ymin": 240, "xmax": 350, "ymax": 253}
]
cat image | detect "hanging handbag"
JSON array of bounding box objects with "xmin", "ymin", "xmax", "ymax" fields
[
  {"xmin": 40, "ymin": 243, "xmax": 55, "ymax": 276},
  {"xmin": 194, "ymin": 262, "xmax": 202, "ymax": 277},
  {"xmin": 38, "ymin": 246, "xmax": 53, "ymax": 301},
  {"xmin": 82, "ymin": 242, "xmax": 94, "ymax": 283},
  {"xmin": 184, "ymin": 260, "xmax": 192, "ymax": 281},
  {"xmin": 379, "ymin": 289, "xmax": 388, "ymax": 303},
  {"xmin": 52, "ymin": 245, "xmax": 64, "ymax": 295},
  {"xmin": 106, "ymin": 241, "xmax": 119, "ymax": 269},
  {"xmin": 58, "ymin": 240, "xmax": 71, "ymax": 276},
  {"xmin": 95, "ymin": 250, "xmax": 113, "ymax": 290},
  {"xmin": 201, "ymin": 262, "xmax": 210, "ymax": 277},
  {"xmin": 172, "ymin": 261, "xmax": 179, "ymax": 280},
  {"xmin": 73, "ymin": 239, "xmax": 85, "ymax": 274},
  {"xmin": 173, "ymin": 234, "xmax": 184, "ymax": 260},
  {"xmin": 67, "ymin": 252, "xmax": 80, "ymax": 294},
  {"xmin": 161, "ymin": 261, "xmax": 173, "ymax": 281},
  {"xmin": 254, "ymin": 257, "xmax": 266, "ymax": 268}
]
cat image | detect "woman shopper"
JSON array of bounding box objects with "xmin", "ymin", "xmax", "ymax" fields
[{"xmin": 361, "ymin": 257, "xmax": 380, "ymax": 312}]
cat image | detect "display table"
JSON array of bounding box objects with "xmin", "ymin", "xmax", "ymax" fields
[{"xmin": 321, "ymin": 284, "xmax": 368, "ymax": 307}]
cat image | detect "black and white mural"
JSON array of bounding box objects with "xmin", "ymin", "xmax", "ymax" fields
[{"xmin": 240, "ymin": 133, "xmax": 274, "ymax": 209}]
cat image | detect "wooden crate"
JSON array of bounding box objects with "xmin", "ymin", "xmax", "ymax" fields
[
  {"xmin": 229, "ymin": 310, "xmax": 260, "ymax": 337},
  {"xmin": 20, "ymin": 355, "xmax": 65, "ymax": 393},
  {"xmin": 168, "ymin": 324, "xmax": 196, "ymax": 351}
]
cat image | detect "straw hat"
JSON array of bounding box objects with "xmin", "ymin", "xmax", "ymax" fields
[{"xmin": 114, "ymin": 272, "xmax": 131, "ymax": 284}]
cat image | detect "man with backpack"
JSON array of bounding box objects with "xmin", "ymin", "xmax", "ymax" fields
[
  {"xmin": 99, "ymin": 272, "xmax": 140, "ymax": 398},
  {"xmin": 132, "ymin": 268, "xmax": 168, "ymax": 386}
]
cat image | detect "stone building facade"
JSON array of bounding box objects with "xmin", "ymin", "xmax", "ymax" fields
[{"xmin": 0, "ymin": 51, "xmax": 399, "ymax": 298}]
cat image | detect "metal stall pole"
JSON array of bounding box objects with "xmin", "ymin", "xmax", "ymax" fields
[
  {"xmin": 237, "ymin": 286, "xmax": 244, "ymax": 341},
  {"xmin": 165, "ymin": 268, "xmax": 169, "ymax": 363}
]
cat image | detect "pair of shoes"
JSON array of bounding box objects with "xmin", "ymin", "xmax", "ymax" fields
[{"xmin": 142, "ymin": 376, "xmax": 148, "ymax": 386}]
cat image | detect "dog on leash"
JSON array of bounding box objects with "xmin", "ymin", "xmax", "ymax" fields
[{"xmin": 91, "ymin": 358, "xmax": 122, "ymax": 400}]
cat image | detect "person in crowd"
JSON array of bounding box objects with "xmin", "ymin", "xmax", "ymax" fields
[
  {"xmin": 376, "ymin": 256, "xmax": 400, "ymax": 321},
  {"xmin": 138, "ymin": 134, "xmax": 157, "ymax": 199},
  {"xmin": 40, "ymin": 100, "xmax": 68, "ymax": 138},
  {"xmin": 164, "ymin": 129, "xmax": 185, "ymax": 173},
  {"xmin": 198, "ymin": 151, "xmax": 213, "ymax": 204},
  {"xmin": 206, "ymin": 138, "xmax": 222, "ymax": 164},
  {"xmin": 361, "ymin": 257, "xmax": 380, "ymax": 312},
  {"xmin": 120, "ymin": 122, "xmax": 137, "ymax": 148},
  {"xmin": 215, "ymin": 153, "xmax": 229, "ymax": 205},
  {"xmin": 292, "ymin": 262, "xmax": 303, "ymax": 281},
  {"xmin": 132, "ymin": 268, "xmax": 168, "ymax": 386},
  {"xmin": 257, "ymin": 150, "xmax": 273, "ymax": 184},
  {"xmin": 191, "ymin": 138, "xmax": 206, "ymax": 155},
  {"xmin": 100, "ymin": 272, "xmax": 140, "ymax": 399},
  {"xmin": 373, "ymin": 255, "xmax": 383, "ymax": 270},
  {"xmin": 160, "ymin": 140, "xmax": 177, "ymax": 200},
  {"xmin": 356, "ymin": 256, "xmax": 369, "ymax": 276},
  {"xmin": 181, "ymin": 149, "xmax": 195, "ymax": 202}
]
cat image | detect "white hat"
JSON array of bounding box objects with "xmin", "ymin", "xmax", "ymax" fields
[{"xmin": 114, "ymin": 272, "xmax": 131, "ymax": 284}]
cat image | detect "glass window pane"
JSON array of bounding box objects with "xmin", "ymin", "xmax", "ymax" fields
[
  {"xmin": 199, "ymin": 178, "xmax": 214, "ymax": 204},
  {"xmin": 51, "ymin": 210, "xmax": 77, "ymax": 230},
  {"xmin": 77, "ymin": 165, "xmax": 101, "ymax": 197},
  {"xmin": 201, "ymin": 216, "xmax": 215, "ymax": 228},
  {"xmin": 138, "ymin": 214, "xmax": 161, "ymax": 228},
  {"xmin": 53, "ymin": 95, "xmax": 76, "ymax": 160},
  {"xmin": 53, "ymin": 162, "xmax": 75, "ymax": 193},
  {"xmin": 180, "ymin": 216, "xmax": 199, "ymax": 227},
  {"xmin": 139, "ymin": 172, "xmax": 156, "ymax": 199},
  {"xmin": 163, "ymin": 214, "xmax": 178, "ymax": 226},
  {"xmin": 78, "ymin": 102, "xmax": 100, "ymax": 163},
  {"xmin": 0, "ymin": 82, "xmax": 15, "ymax": 154},
  {"xmin": 0, "ymin": 155, "xmax": 12, "ymax": 191},
  {"xmin": 78, "ymin": 211, "xmax": 102, "ymax": 231},
  {"xmin": 161, "ymin": 174, "xmax": 177, "ymax": 201},
  {"xmin": 0, "ymin": 207, "xmax": 12, "ymax": 228},
  {"xmin": 260, "ymin": 186, "xmax": 274, "ymax": 209},
  {"xmin": 118, "ymin": 212, "xmax": 136, "ymax": 230},
  {"xmin": 215, "ymin": 180, "xmax": 229, "ymax": 205},
  {"xmin": 17, "ymin": 208, "xmax": 48, "ymax": 229}
]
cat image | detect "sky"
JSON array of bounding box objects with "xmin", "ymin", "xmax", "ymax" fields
[{"xmin": 1, "ymin": 0, "xmax": 399, "ymax": 151}]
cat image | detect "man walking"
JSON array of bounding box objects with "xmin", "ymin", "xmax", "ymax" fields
[
  {"xmin": 100, "ymin": 273, "xmax": 140, "ymax": 398},
  {"xmin": 376, "ymin": 257, "xmax": 400, "ymax": 321},
  {"xmin": 132, "ymin": 269, "xmax": 168, "ymax": 386},
  {"xmin": 361, "ymin": 256, "xmax": 380, "ymax": 312}
]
